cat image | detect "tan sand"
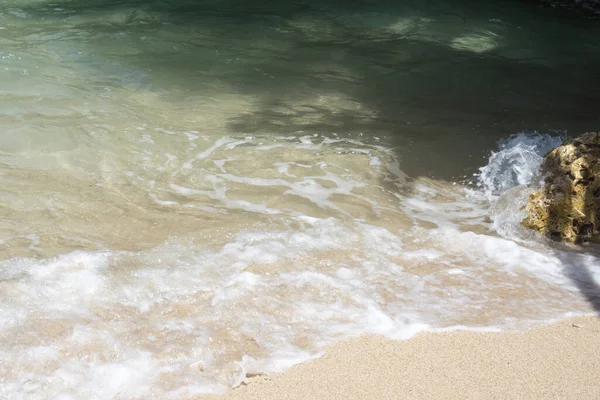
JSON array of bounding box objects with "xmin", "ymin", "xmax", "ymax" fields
[{"xmin": 195, "ymin": 316, "xmax": 600, "ymax": 400}]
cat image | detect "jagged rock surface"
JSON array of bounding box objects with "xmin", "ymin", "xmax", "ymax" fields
[{"xmin": 522, "ymin": 132, "xmax": 600, "ymax": 243}]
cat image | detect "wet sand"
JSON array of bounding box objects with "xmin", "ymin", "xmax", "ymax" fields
[{"xmin": 196, "ymin": 316, "xmax": 600, "ymax": 400}]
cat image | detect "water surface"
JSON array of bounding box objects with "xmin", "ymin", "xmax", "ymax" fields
[{"xmin": 1, "ymin": 0, "xmax": 600, "ymax": 398}]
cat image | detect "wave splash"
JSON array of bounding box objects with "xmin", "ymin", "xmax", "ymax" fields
[
  {"xmin": 476, "ymin": 132, "xmax": 565, "ymax": 197},
  {"xmin": 3, "ymin": 132, "xmax": 600, "ymax": 399}
]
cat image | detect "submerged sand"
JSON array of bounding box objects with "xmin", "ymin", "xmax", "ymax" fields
[{"xmin": 196, "ymin": 316, "xmax": 600, "ymax": 400}]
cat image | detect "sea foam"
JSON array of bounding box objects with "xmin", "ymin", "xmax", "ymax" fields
[{"xmin": 2, "ymin": 132, "xmax": 600, "ymax": 399}]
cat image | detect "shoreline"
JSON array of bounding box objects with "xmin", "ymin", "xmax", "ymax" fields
[{"xmin": 194, "ymin": 316, "xmax": 600, "ymax": 400}]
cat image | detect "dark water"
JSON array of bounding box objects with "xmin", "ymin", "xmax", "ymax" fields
[
  {"xmin": 3, "ymin": 0, "xmax": 599, "ymax": 179},
  {"xmin": 1, "ymin": 0, "xmax": 599, "ymax": 398}
]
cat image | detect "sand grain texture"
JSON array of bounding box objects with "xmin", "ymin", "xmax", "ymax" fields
[{"xmin": 196, "ymin": 317, "xmax": 600, "ymax": 400}]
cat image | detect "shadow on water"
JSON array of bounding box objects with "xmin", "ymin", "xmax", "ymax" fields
[
  {"xmin": 7, "ymin": 0, "xmax": 600, "ymax": 313},
  {"xmin": 558, "ymin": 249, "xmax": 600, "ymax": 315},
  {"xmin": 5, "ymin": 0, "xmax": 598, "ymax": 179},
  {"xmin": 8, "ymin": 2, "xmax": 600, "ymax": 176},
  {"xmin": 224, "ymin": 46, "xmax": 600, "ymax": 180},
  {"xmin": 13, "ymin": 0, "xmax": 600, "ymax": 182},
  {"xmin": 537, "ymin": 136, "xmax": 600, "ymax": 315}
]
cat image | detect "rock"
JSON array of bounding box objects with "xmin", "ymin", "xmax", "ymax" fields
[{"xmin": 522, "ymin": 132, "xmax": 600, "ymax": 244}]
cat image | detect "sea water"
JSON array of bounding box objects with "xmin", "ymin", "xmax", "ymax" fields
[{"xmin": 1, "ymin": 0, "xmax": 600, "ymax": 398}]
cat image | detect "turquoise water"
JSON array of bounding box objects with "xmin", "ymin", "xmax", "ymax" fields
[
  {"xmin": 2, "ymin": 0, "xmax": 599, "ymax": 179},
  {"xmin": 1, "ymin": 0, "xmax": 599, "ymax": 398}
]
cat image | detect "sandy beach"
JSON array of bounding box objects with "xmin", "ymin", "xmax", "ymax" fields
[
  {"xmin": 196, "ymin": 316, "xmax": 600, "ymax": 400},
  {"xmin": 3, "ymin": 1, "xmax": 600, "ymax": 398}
]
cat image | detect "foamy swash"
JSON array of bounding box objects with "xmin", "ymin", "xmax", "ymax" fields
[{"xmin": 1, "ymin": 132, "xmax": 599, "ymax": 399}]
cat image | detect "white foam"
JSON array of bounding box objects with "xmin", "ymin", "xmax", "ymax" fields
[
  {"xmin": 3, "ymin": 131, "xmax": 600, "ymax": 398},
  {"xmin": 134, "ymin": 133, "xmax": 403, "ymax": 218},
  {"xmin": 2, "ymin": 217, "xmax": 598, "ymax": 398},
  {"xmin": 477, "ymin": 132, "xmax": 565, "ymax": 197},
  {"xmin": 475, "ymin": 132, "xmax": 571, "ymax": 242}
]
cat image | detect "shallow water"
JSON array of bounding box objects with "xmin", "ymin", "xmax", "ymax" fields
[{"xmin": 1, "ymin": 0, "xmax": 600, "ymax": 398}]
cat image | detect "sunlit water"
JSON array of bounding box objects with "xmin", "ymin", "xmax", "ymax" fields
[{"xmin": 1, "ymin": 0, "xmax": 600, "ymax": 398}]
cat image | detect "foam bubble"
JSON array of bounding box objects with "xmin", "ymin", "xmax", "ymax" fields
[
  {"xmin": 2, "ymin": 211, "xmax": 599, "ymax": 398},
  {"xmin": 2, "ymin": 130, "xmax": 600, "ymax": 398},
  {"xmin": 477, "ymin": 132, "xmax": 565, "ymax": 197}
]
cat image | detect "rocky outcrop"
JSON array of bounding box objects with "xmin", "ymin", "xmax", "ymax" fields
[{"xmin": 522, "ymin": 132, "xmax": 600, "ymax": 244}]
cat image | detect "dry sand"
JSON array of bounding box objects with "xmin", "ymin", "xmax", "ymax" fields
[{"xmin": 196, "ymin": 316, "xmax": 600, "ymax": 400}]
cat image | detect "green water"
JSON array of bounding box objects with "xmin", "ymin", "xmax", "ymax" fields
[
  {"xmin": 1, "ymin": 0, "xmax": 599, "ymax": 398},
  {"xmin": 2, "ymin": 0, "xmax": 599, "ymax": 179}
]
